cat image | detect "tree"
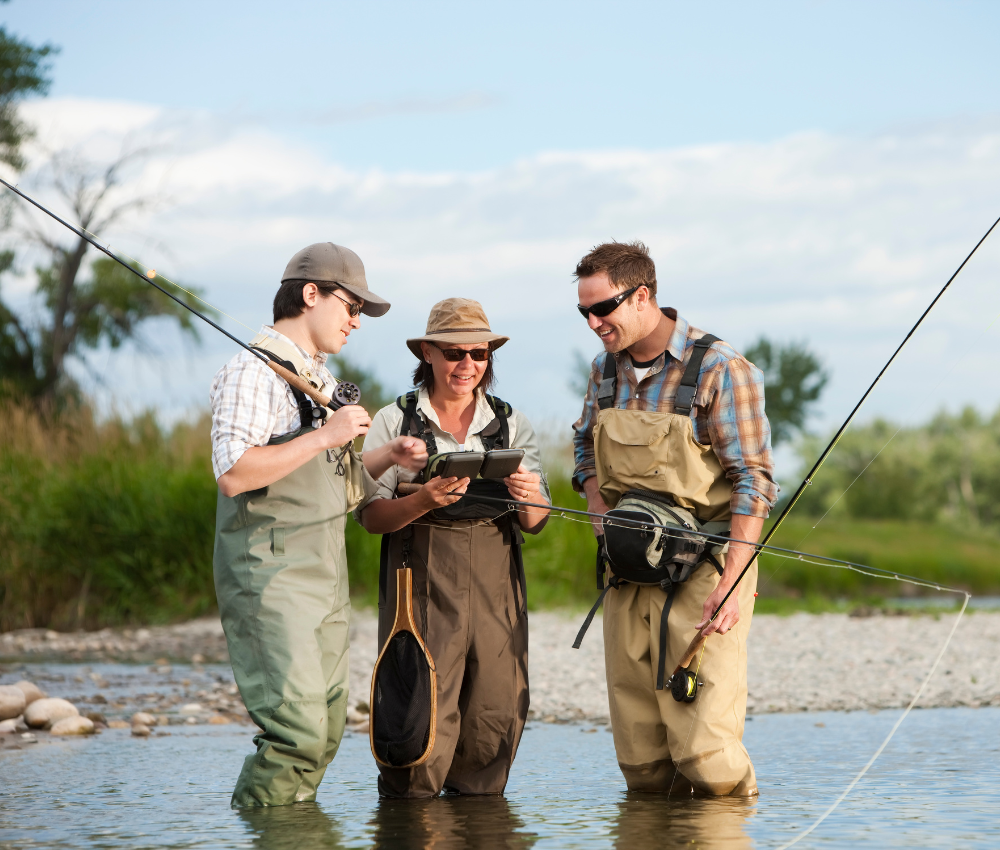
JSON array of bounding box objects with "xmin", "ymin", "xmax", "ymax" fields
[
  {"xmin": 0, "ymin": 21, "xmax": 57, "ymax": 170},
  {"xmin": 744, "ymin": 337, "xmax": 828, "ymax": 446},
  {"xmin": 0, "ymin": 151, "xmax": 211, "ymax": 403}
]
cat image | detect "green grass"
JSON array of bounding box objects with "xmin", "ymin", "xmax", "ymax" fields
[{"xmin": 2, "ymin": 399, "xmax": 996, "ymax": 630}]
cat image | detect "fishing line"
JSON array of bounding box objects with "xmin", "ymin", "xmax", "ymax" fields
[
  {"xmin": 759, "ymin": 300, "xmax": 1000, "ymax": 595},
  {"xmin": 773, "ymin": 592, "xmax": 970, "ymax": 850}
]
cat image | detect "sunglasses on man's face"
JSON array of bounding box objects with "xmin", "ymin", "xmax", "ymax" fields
[
  {"xmin": 330, "ymin": 291, "xmax": 363, "ymax": 318},
  {"xmin": 435, "ymin": 345, "xmax": 490, "ymax": 362},
  {"xmin": 577, "ymin": 284, "xmax": 642, "ymax": 319}
]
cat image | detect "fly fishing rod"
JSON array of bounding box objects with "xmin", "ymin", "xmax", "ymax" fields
[
  {"xmin": 0, "ymin": 178, "xmax": 361, "ymax": 413},
  {"xmin": 661, "ymin": 210, "xmax": 1000, "ymax": 674}
]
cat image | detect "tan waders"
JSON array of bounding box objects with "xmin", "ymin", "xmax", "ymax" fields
[
  {"xmin": 594, "ymin": 335, "xmax": 758, "ymax": 797},
  {"xmin": 214, "ymin": 428, "xmax": 354, "ymax": 808},
  {"xmin": 376, "ymin": 517, "xmax": 529, "ymax": 798}
]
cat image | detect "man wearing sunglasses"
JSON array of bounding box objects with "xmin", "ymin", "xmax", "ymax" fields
[
  {"xmin": 211, "ymin": 242, "xmax": 426, "ymax": 808},
  {"xmin": 571, "ymin": 241, "xmax": 777, "ymax": 798}
]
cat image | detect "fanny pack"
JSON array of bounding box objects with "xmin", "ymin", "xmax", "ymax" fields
[
  {"xmin": 603, "ymin": 489, "xmax": 725, "ymax": 586},
  {"xmin": 574, "ymin": 488, "xmax": 729, "ymax": 691}
]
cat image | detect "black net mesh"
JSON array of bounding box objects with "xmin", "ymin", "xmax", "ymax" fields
[{"xmin": 372, "ymin": 630, "xmax": 433, "ymax": 767}]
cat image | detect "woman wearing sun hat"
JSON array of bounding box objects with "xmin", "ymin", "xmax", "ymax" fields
[{"xmin": 357, "ymin": 297, "xmax": 551, "ymax": 798}]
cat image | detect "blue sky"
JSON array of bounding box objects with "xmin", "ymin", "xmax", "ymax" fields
[{"xmin": 5, "ymin": 1, "xmax": 1000, "ymax": 477}]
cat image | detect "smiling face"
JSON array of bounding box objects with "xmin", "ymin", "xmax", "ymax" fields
[
  {"xmin": 420, "ymin": 341, "xmax": 490, "ymax": 401},
  {"xmin": 577, "ymin": 271, "xmax": 649, "ymax": 353},
  {"xmin": 301, "ymin": 284, "xmax": 362, "ymax": 354}
]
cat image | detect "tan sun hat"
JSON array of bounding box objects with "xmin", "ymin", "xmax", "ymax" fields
[
  {"xmin": 281, "ymin": 242, "xmax": 391, "ymax": 317},
  {"xmin": 406, "ymin": 298, "xmax": 509, "ymax": 359}
]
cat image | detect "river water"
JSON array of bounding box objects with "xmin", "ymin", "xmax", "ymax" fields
[{"xmin": 0, "ymin": 692, "xmax": 997, "ymax": 848}]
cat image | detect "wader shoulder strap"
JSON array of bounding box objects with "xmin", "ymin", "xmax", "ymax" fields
[
  {"xmin": 396, "ymin": 392, "xmax": 439, "ymax": 456},
  {"xmin": 481, "ymin": 394, "xmax": 511, "ymax": 450},
  {"xmin": 673, "ymin": 334, "xmax": 720, "ymax": 416},
  {"xmin": 597, "ymin": 353, "xmax": 618, "ymax": 411},
  {"xmin": 251, "ymin": 346, "xmax": 321, "ymax": 426}
]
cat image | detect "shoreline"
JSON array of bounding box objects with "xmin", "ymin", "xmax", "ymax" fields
[{"xmin": 3, "ymin": 609, "xmax": 998, "ymax": 723}]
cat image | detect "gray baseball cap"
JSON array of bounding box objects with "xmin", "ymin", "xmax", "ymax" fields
[{"xmin": 281, "ymin": 242, "xmax": 391, "ymax": 317}]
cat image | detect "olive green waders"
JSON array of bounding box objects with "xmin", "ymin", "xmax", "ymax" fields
[
  {"xmin": 214, "ymin": 428, "xmax": 355, "ymax": 807},
  {"xmin": 376, "ymin": 518, "xmax": 529, "ymax": 798},
  {"xmin": 595, "ymin": 384, "xmax": 758, "ymax": 796}
]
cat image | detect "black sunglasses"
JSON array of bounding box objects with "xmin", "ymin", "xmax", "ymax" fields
[
  {"xmin": 330, "ymin": 291, "xmax": 363, "ymax": 318},
  {"xmin": 577, "ymin": 285, "xmax": 642, "ymax": 319},
  {"xmin": 435, "ymin": 344, "xmax": 490, "ymax": 362}
]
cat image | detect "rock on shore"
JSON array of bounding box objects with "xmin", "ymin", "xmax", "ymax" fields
[{"xmin": 3, "ymin": 609, "xmax": 998, "ymax": 727}]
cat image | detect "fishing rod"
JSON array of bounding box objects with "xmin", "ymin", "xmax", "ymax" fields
[{"xmin": 0, "ymin": 178, "xmax": 361, "ymax": 413}]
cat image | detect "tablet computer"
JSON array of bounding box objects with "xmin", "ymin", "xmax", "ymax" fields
[
  {"xmin": 424, "ymin": 452, "xmax": 485, "ymax": 481},
  {"xmin": 479, "ymin": 449, "xmax": 525, "ymax": 479}
]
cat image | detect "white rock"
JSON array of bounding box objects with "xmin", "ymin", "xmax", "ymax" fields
[
  {"xmin": 13, "ymin": 681, "xmax": 46, "ymax": 706},
  {"xmin": 0, "ymin": 718, "xmax": 18, "ymax": 734},
  {"xmin": 0, "ymin": 686, "xmax": 26, "ymax": 720},
  {"xmin": 20, "ymin": 732, "xmax": 37, "ymax": 743},
  {"xmin": 24, "ymin": 698, "xmax": 79, "ymax": 729},
  {"xmin": 131, "ymin": 723, "xmax": 151, "ymax": 737},
  {"xmin": 50, "ymin": 716, "xmax": 95, "ymax": 736},
  {"xmin": 180, "ymin": 703, "xmax": 202, "ymax": 714},
  {"xmin": 131, "ymin": 712, "xmax": 157, "ymax": 727},
  {"xmin": 185, "ymin": 716, "xmax": 198, "ymax": 725}
]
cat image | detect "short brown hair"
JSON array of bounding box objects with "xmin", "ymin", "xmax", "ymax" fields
[
  {"xmin": 574, "ymin": 240, "xmax": 657, "ymax": 298},
  {"xmin": 272, "ymin": 280, "xmax": 342, "ymax": 322}
]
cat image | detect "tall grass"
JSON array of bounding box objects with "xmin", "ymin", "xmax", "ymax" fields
[{"xmin": 2, "ymin": 399, "xmax": 997, "ymax": 630}]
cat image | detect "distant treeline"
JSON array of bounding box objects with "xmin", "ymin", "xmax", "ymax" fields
[
  {"xmin": 1, "ymin": 399, "xmax": 995, "ymax": 632},
  {"xmin": 793, "ymin": 406, "xmax": 1000, "ymax": 525}
]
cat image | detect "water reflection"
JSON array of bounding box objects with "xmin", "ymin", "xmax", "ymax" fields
[
  {"xmin": 610, "ymin": 792, "xmax": 755, "ymax": 850},
  {"xmin": 238, "ymin": 803, "xmax": 346, "ymax": 850},
  {"xmin": 371, "ymin": 795, "xmax": 537, "ymax": 849}
]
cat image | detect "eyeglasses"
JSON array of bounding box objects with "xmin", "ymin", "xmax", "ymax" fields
[
  {"xmin": 577, "ymin": 285, "xmax": 642, "ymax": 319},
  {"xmin": 435, "ymin": 345, "xmax": 490, "ymax": 362},
  {"xmin": 330, "ymin": 291, "xmax": 362, "ymax": 318}
]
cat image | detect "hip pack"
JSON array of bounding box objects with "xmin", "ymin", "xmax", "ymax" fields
[{"xmin": 603, "ymin": 488, "xmax": 720, "ymax": 587}]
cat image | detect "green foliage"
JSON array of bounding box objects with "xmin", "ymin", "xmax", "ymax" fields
[
  {"xmin": 793, "ymin": 406, "xmax": 1000, "ymax": 524},
  {"xmin": 744, "ymin": 337, "xmax": 828, "ymax": 445},
  {"xmin": 0, "ymin": 23, "xmax": 57, "ymax": 170},
  {"xmin": 0, "ymin": 255, "xmax": 213, "ymax": 402}
]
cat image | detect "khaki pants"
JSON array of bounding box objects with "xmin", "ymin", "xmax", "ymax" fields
[
  {"xmin": 603, "ymin": 559, "xmax": 758, "ymax": 796},
  {"xmin": 376, "ymin": 519, "xmax": 529, "ymax": 798}
]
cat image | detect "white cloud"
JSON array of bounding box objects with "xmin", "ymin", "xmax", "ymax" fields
[{"xmin": 10, "ymin": 98, "xmax": 1000, "ymax": 479}]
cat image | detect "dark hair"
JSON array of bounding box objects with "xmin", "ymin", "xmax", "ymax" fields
[
  {"xmin": 412, "ymin": 345, "xmax": 497, "ymax": 396},
  {"xmin": 273, "ymin": 280, "xmax": 341, "ymax": 322},
  {"xmin": 574, "ymin": 240, "xmax": 657, "ymax": 298}
]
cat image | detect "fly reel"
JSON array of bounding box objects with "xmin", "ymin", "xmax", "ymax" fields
[
  {"xmin": 330, "ymin": 380, "xmax": 361, "ymax": 409},
  {"xmin": 667, "ymin": 667, "xmax": 701, "ymax": 703}
]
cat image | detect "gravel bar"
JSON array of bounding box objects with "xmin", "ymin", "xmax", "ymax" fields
[{"xmin": 3, "ymin": 609, "xmax": 998, "ymax": 723}]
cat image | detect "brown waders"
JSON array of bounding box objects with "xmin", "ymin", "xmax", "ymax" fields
[
  {"xmin": 376, "ymin": 517, "xmax": 529, "ymax": 798},
  {"xmin": 214, "ymin": 428, "xmax": 359, "ymax": 807},
  {"xmin": 594, "ymin": 334, "xmax": 758, "ymax": 797}
]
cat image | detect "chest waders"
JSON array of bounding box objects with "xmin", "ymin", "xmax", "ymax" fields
[
  {"xmin": 589, "ymin": 334, "xmax": 759, "ymax": 797},
  {"xmin": 214, "ymin": 344, "xmax": 367, "ymax": 808},
  {"xmin": 373, "ymin": 393, "xmax": 529, "ymax": 798}
]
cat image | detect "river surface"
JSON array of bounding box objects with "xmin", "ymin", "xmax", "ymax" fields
[{"xmin": 0, "ymin": 691, "xmax": 997, "ymax": 848}]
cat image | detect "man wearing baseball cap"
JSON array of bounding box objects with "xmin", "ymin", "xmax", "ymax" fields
[{"xmin": 211, "ymin": 242, "xmax": 426, "ymax": 808}]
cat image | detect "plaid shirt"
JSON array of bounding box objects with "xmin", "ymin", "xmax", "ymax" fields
[
  {"xmin": 572, "ymin": 309, "xmax": 778, "ymax": 518},
  {"xmin": 209, "ymin": 326, "xmax": 334, "ymax": 480}
]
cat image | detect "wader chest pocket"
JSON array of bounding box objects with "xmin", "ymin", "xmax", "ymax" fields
[{"xmin": 271, "ymin": 527, "xmax": 285, "ymax": 556}]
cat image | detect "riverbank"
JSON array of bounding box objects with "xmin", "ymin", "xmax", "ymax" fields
[{"xmin": 2, "ymin": 609, "xmax": 997, "ymax": 725}]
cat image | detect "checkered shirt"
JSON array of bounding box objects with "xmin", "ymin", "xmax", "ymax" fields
[
  {"xmin": 572, "ymin": 309, "xmax": 778, "ymax": 517},
  {"xmin": 209, "ymin": 326, "xmax": 334, "ymax": 480}
]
